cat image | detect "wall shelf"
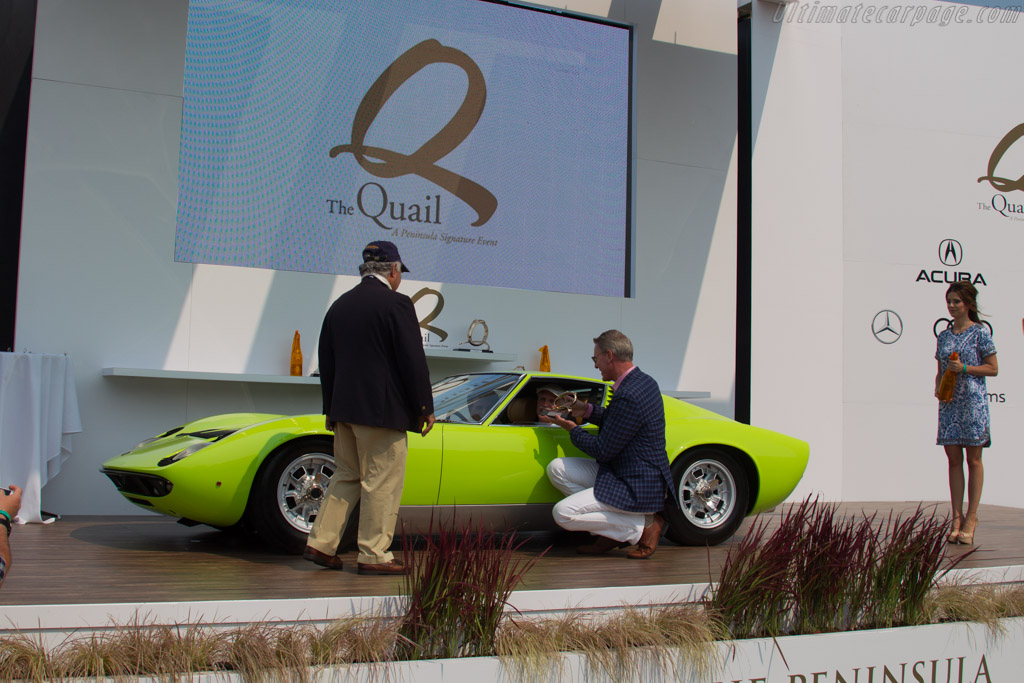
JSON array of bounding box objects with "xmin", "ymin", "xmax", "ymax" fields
[
  {"xmin": 664, "ymin": 391, "xmax": 712, "ymax": 400},
  {"xmin": 422, "ymin": 349, "xmax": 517, "ymax": 362},
  {"xmin": 101, "ymin": 367, "xmax": 320, "ymax": 385},
  {"xmin": 101, "ymin": 351, "xmax": 518, "ymax": 386}
]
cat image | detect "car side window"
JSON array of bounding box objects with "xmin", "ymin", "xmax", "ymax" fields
[
  {"xmin": 496, "ymin": 381, "xmax": 608, "ymax": 425},
  {"xmin": 433, "ymin": 374, "xmax": 518, "ymax": 424}
]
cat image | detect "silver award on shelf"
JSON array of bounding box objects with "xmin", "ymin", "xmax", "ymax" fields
[{"xmin": 456, "ymin": 319, "xmax": 491, "ymax": 352}]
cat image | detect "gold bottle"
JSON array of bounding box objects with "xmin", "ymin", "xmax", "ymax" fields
[
  {"xmin": 937, "ymin": 351, "xmax": 958, "ymax": 402},
  {"xmin": 290, "ymin": 330, "xmax": 303, "ymax": 376}
]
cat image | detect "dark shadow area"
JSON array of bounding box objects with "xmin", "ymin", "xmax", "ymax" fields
[
  {"xmin": 736, "ymin": 7, "xmax": 752, "ymax": 424},
  {"xmin": 0, "ymin": 1, "xmax": 36, "ymax": 351}
]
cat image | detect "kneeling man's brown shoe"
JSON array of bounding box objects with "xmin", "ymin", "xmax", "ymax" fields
[
  {"xmin": 576, "ymin": 535, "xmax": 630, "ymax": 555},
  {"xmin": 303, "ymin": 546, "xmax": 344, "ymax": 570},
  {"xmin": 628, "ymin": 514, "xmax": 666, "ymax": 560},
  {"xmin": 357, "ymin": 560, "xmax": 411, "ymax": 575}
]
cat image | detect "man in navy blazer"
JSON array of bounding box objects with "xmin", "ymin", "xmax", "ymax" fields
[
  {"xmin": 542, "ymin": 330, "xmax": 675, "ymax": 559},
  {"xmin": 304, "ymin": 240, "xmax": 435, "ymax": 575}
]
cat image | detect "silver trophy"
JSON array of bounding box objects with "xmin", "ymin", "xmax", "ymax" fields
[{"xmin": 458, "ymin": 319, "xmax": 491, "ymax": 352}]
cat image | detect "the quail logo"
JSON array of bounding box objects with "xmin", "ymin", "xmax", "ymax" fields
[
  {"xmin": 976, "ymin": 123, "xmax": 1024, "ymax": 221},
  {"xmin": 872, "ymin": 310, "xmax": 903, "ymax": 344},
  {"xmin": 329, "ymin": 39, "xmax": 497, "ymax": 232},
  {"xmin": 978, "ymin": 122, "xmax": 1024, "ymax": 193},
  {"xmin": 938, "ymin": 239, "xmax": 962, "ymax": 266},
  {"xmin": 916, "ymin": 240, "xmax": 986, "ymax": 286}
]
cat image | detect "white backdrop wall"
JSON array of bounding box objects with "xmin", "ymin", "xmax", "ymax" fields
[
  {"xmin": 16, "ymin": 0, "xmax": 739, "ymax": 515},
  {"xmin": 751, "ymin": 0, "xmax": 1024, "ymax": 506}
]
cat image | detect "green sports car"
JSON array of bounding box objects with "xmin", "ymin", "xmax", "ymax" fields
[{"xmin": 102, "ymin": 371, "xmax": 808, "ymax": 553}]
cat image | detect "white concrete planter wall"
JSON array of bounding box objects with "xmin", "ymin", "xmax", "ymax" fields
[{"xmin": 68, "ymin": 618, "xmax": 1019, "ymax": 682}]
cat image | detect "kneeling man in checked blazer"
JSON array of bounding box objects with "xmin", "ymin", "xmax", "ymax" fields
[{"xmin": 541, "ymin": 330, "xmax": 675, "ymax": 559}]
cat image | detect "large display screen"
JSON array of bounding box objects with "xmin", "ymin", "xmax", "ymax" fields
[{"xmin": 174, "ymin": 0, "xmax": 633, "ymax": 297}]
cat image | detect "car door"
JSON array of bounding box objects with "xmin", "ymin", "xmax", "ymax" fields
[
  {"xmin": 400, "ymin": 426, "xmax": 443, "ymax": 505},
  {"xmin": 436, "ymin": 381, "xmax": 606, "ymax": 505}
]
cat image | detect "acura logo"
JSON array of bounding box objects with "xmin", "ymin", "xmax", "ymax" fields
[
  {"xmin": 872, "ymin": 310, "xmax": 903, "ymax": 344},
  {"xmin": 938, "ymin": 239, "xmax": 962, "ymax": 266},
  {"xmin": 933, "ymin": 318, "xmax": 994, "ymax": 338}
]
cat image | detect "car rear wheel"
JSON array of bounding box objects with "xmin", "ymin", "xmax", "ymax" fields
[
  {"xmin": 663, "ymin": 447, "xmax": 749, "ymax": 546},
  {"xmin": 248, "ymin": 438, "xmax": 358, "ymax": 554}
]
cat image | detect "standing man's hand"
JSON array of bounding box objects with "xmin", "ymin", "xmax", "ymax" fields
[
  {"xmin": 1, "ymin": 484, "xmax": 22, "ymax": 519},
  {"xmin": 325, "ymin": 417, "xmax": 334, "ymax": 432},
  {"xmin": 419, "ymin": 414, "xmax": 436, "ymax": 436}
]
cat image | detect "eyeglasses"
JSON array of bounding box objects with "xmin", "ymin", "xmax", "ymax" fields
[{"xmin": 591, "ymin": 356, "xmax": 599, "ymax": 364}]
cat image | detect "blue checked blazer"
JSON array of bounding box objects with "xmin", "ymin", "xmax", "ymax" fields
[{"xmin": 569, "ymin": 367, "xmax": 676, "ymax": 513}]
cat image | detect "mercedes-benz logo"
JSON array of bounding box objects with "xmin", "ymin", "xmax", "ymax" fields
[
  {"xmin": 872, "ymin": 310, "xmax": 903, "ymax": 344},
  {"xmin": 933, "ymin": 318, "xmax": 994, "ymax": 338},
  {"xmin": 938, "ymin": 239, "xmax": 963, "ymax": 266}
]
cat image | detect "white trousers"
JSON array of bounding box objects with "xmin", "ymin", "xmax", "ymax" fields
[{"xmin": 546, "ymin": 457, "xmax": 646, "ymax": 545}]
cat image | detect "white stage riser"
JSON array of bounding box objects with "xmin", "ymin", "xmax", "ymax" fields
[{"xmin": 37, "ymin": 618, "xmax": 1024, "ymax": 683}]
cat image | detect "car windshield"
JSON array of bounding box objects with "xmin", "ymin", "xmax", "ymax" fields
[{"xmin": 432, "ymin": 373, "xmax": 520, "ymax": 424}]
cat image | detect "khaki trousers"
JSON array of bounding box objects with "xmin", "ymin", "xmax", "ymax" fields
[{"xmin": 306, "ymin": 422, "xmax": 407, "ymax": 565}]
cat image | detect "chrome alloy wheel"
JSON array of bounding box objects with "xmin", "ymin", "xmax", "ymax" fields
[
  {"xmin": 276, "ymin": 452, "xmax": 334, "ymax": 532},
  {"xmin": 678, "ymin": 458, "xmax": 736, "ymax": 530}
]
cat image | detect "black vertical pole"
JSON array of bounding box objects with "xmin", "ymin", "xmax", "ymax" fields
[
  {"xmin": 735, "ymin": 8, "xmax": 752, "ymax": 424},
  {"xmin": 0, "ymin": 1, "xmax": 38, "ymax": 351}
]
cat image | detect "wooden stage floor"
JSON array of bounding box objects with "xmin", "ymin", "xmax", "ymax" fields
[{"xmin": 2, "ymin": 502, "xmax": 1023, "ymax": 607}]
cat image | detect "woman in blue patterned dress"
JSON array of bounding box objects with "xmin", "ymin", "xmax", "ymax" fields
[{"xmin": 934, "ymin": 282, "xmax": 998, "ymax": 545}]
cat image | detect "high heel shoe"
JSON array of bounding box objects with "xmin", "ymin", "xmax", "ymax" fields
[
  {"xmin": 958, "ymin": 515, "xmax": 978, "ymax": 545},
  {"xmin": 947, "ymin": 521, "xmax": 961, "ymax": 544}
]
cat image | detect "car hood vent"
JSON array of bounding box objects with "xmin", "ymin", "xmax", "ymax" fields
[{"xmin": 182, "ymin": 429, "xmax": 236, "ymax": 441}]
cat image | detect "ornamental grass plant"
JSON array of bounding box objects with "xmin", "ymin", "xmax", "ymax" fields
[
  {"xmin": 711, "ymin": 497, "xmax": 968, "ymax": 639},
  {"xmin": 925, "ymin": 582, "xmax": 1024, "ymax": 635},
  {"xmin": 496, "ymin": 604, "xmax": 728, "ymax": 682},
  {"xmin": 396, "ymin": 517, "xmax": 548, "ymax": 660}
]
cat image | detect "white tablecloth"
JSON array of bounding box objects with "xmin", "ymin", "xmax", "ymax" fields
[{"xmin": 0, "ymin": 352, "xmax": 82, "ymax": 523}]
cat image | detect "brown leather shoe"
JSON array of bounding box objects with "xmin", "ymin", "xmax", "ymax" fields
[
  {"xmin": 627, "ymin": 542, "xmax": 657, "ymax": 559},
  {"xmin": 576, "ymin": 535, "xmax": 630, "ymax": 555},
  {"xmin": 627, "ymin": 514, "xmax": 666, "ymax": 560},
  {"xmin": 303, "ymin": 546, "xmax": 343, "ymax": 570},
  {"xmin": 357, "ymin": 560, "xmax": 411, "ymax": 575}
]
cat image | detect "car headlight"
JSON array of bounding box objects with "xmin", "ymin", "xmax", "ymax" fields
[{"xmin": 157, "ymin": 442, "xmax": 212, "ymax": 467}]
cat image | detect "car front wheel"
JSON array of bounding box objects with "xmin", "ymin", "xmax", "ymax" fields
[
  {"xmin": 663, "ymin": 447, "xmax": 749, "ymax": 546},
  {"xmin": 247, "ymin": 438, "xmax": 358, "ymax": 554}
]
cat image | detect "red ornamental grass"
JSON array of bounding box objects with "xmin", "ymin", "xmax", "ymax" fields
[
  {"xmin": 711, "ymin": 500, "xmax": 810, "ymax": 638},
  {"xmin": 397, "ymin": 515, "xmax": 548, "ymax": 660},
  {"xmin": 712, "ymin": 498, "xmax": 967, "ymax": 639},
  {"xmin": 867, "ymin": 506, "xmax": 956, "ymax": 629}
]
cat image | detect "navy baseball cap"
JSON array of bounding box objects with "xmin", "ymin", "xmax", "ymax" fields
[{"xmin": 362, "ymin": 240, "xmax": 410, "ymax": 272}]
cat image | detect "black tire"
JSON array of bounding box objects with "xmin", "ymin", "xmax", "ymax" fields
[
  {"xmin": 247, "ymin": 438, "xmax": 358, "ymax": 554},
  {"xmin": 663, "ymin": 447, "xmax": 749, "ymax": 546}
]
